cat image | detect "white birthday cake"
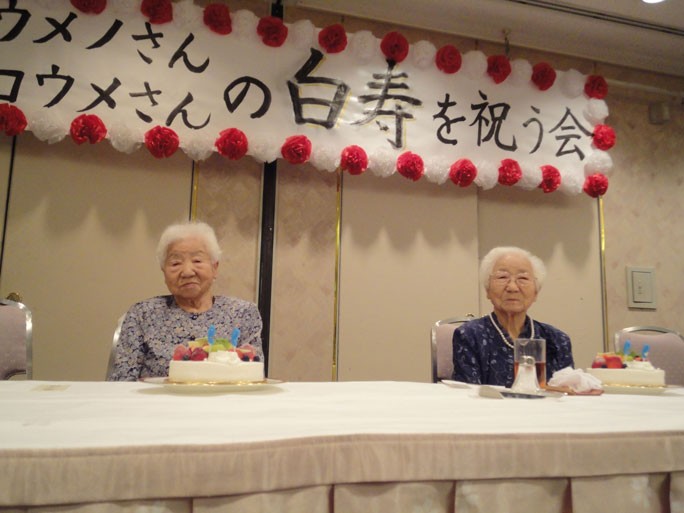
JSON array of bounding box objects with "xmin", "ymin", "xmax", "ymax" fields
[
  {"xmin": 168, "ymin": 339, "xmax": 264, "ymax": 384},
  {"xmin": 585, "ymin": 352, "xmax": 665, "ymax": 387}
]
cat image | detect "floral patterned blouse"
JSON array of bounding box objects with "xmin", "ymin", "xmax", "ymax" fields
[
  {"xmin": 452, "ymin": 313, "xmax": 574, "ymax": 387},
  {"xmin": 108, "ymin": 295, "xmax": 263, "ymax": 381}
]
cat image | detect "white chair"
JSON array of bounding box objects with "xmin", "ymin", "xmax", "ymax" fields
[
  {"xmin": 614, "ymin": 326, "xmax": 684, "ymax": 386},
  {"xmin": 430, "ymin": 314, "xmax": 475, "ymax": 383},
  {"xmin": 106, "ymin": 315, "xmax": 125, "ymax": 380},
  {"xmin": 0, "ymin": 298, "xmax": 33, "ymax": 380}
]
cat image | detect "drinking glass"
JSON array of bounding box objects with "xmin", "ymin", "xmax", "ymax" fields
[{"xmin": 514, "ymin": 338, "xmax": 546, "ymax": 389}]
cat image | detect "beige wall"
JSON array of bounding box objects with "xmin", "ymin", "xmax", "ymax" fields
[
  {"xmin": 0, "ymin": 134, "xmax": 192, "ymax": 380},
  {"xmin": 269, "ymin": 161, "xmax": 338, "ymax": 381},
  {"xmin": 1, "ymin": 1, "xmax": 682, "ymax": 381},
  {"xmin": 195, "ymin": 154, "xmax": 263, "ymax": 303},
  {"xmin": 338, "ymin": 172, "xmax": 479, "ymax": 382},
  {"xmin": 601, "ymin": 86, "xmax": 684, "ymax": 341}
]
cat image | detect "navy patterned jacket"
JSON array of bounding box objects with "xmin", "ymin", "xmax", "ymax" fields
[
  {"xmin": 452, "ymin": 313, "xmax": 574, "ymax": 387},
  {"xmin": 108, "ymin": 295, "xmax": 263, "ymax": 381}
]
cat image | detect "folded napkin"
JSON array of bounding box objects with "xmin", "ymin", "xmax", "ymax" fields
[{"xmin": 548, "ymin": 367, "xmax": 603, "ymax": 394}]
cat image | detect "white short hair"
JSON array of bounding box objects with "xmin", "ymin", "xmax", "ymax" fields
[
  {"xmin": 156, "ymin": 221, "xmax": 221, "ymax": 268},
  {"xmin": 479, "ymin": 246, "xmax": 546, "ymax": 291}
]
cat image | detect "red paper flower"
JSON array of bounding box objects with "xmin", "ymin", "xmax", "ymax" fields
[
  {"xmin": 531, "ymin": 62, "xmax": 556, "ymax": 91},
  {"xmin": 318, "ymin": 24, "xmax": 347, "ymax": 54},
  {"xmin": 281, "ymin": 135, "xmax": 312, "ymax": 164},
  {"xmin": 487, "ymin": 55, "xmax": 511, "ymax": 84},
  {"xmin": 593, "ymin": 124, "xmax": 616, "ymax": 150},
  {"xmin": 141, "ymin": 0, "xmax": 172, "ymax": 25},
  {"xmin": 448, "ymin": 159, "xmax": 477, "ymax": 187},
  {"xmin": 583, "ymin": 173, "xmax": 609, "ymax": 197},
  {"xmin": 585, "ymin": 75, "xmax": 608, "ymax": 99},
  {"xmin": 380, "ymin": 31, "xmax": 409, "ymax": 64},
  {"xmin": 0, "ymin": 103, "xmax": 27, "ymax": 136},
  {"xmin": 204, "ymin": 3, "xmax": 232, "ymax": 35},
  {"xmin": 339, "ymin": 145, "xmax": 368, "ymax": 175},
  {"xmin": 70, "ymin": 0, "xmax": 106, "ymax": 14},
  {"xmin": 70, "ymin": 114, "xmax": 107, "ymax": 145},
  {"xmin": 257, "ymin": 16, "xmax": 288, "ymax": 47},
  {"xmin": 396, "ymin": 151, "xmax": 424, "ymax": 181},
  {"xmin": 435, "ymin": 44, "xmax": 462, "ymax": 74},
  {"xmin": 215, "ymin": 128, "xmax": 248, "ymax": 160},
  {"xmin": 145, "ymin": 125, "xmax": 179, "ymax": 158},
  {"xmin": 498, "ymin": 158, "xmax": 522, "ymax": 186},
  {"xmin": 539, "ymin": 165, "xmax": 561, "ymax": 193}
]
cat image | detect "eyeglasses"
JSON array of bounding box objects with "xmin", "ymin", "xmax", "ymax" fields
[{"xmin": 490, "ymin": 271, "xmax": 534, "ymax": 287}]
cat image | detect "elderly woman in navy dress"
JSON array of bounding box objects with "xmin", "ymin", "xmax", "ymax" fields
[
  {"xmin": 452, "ymin": 246, "xmax": 574, "ymax": 387},
  {"xmin": 108, "ymin": 221, "xmax": 263, "ymax": 381}
]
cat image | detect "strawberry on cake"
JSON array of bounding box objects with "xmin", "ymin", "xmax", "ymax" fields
[
  {"xmin": 586, "ymin": 352, "xmax": 665, "ymax": 387},
  {"xmin": 168, "ymin": 339, "xmax": 264, "ymax": 384}
]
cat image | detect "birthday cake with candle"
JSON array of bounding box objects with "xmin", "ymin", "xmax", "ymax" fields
[
  {"xmin": 585, "ymin": 348, "xmax": 664, "ymax": 387},
  {"xmin": 168, "ymin": 327, "xmax": 264, "ymax": 384}
]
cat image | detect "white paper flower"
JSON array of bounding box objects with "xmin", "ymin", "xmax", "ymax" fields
[
  {"xmin": 560, "ymin": 69, "xmax": 585, "ymax": 98},
  {"xmin": 473, "ymin": 160, "xmax": 497, "ymax": 190},
  {"xmin": 181, "ymin": 135, "xmax": 214, "ymax": 161},
  {"xmin": 558, "ymin": 170, "xmax": 583, "ymax": 195},
  {"xmin": 247, "ymin": 134, "xmax": 279, "ymax": 164},
  {"xmin": 584, "ymin": 150, "xmax": 613, "ymax": 175},
  {"xmin": 108, "ymin": 122, "xmax": 143, "ymax": 154},
  {"xmin": 173, "ymin": 0, "xmax": 202, "ymax": 31},
  {"xmin": 423, "ymin": 156, "xmax": 450, "ymax": 184},
  {"xmin": 369, "ymin": 148, "xmax": 397, "ymax": 178},
  {"xmin": 310, "ymin": 145, "xmax": 338, "ymax": 172},
  {"xmin": 291, "ymin": 20, "xmax": 315, "ymax": 50},
  {"xmin": 517, "ymin": 163, "xmax": 542, "ymax": 190},
  {"xmin": 411, "ymin": 40, "xmax": 436, "ymax": 70},
  {"xmin": 462, "ymin": 51, "xmax": 487, "ymax": 81},
  {"xmin": 350, "ymin": 31, "xmax": 377, "ymax": 63},
  {"xmin": 584, "ymin": 99, "xmax": 610, "ymax": 125},
  {"xmin": 510, "ymin": 59, "xmax": 533, "ymax": 87},
  {"xmin": 232, "ymin": 10, "xmax": 259, "ymax": 42},
  {"xmin": 27, "ymin": 110, "xmax": 67, "ymax": 144}
]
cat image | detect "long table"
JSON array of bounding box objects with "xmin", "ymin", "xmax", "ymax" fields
[{"xmin": 2, "ymin": 379, "xmax": 684, "ymax": 513}]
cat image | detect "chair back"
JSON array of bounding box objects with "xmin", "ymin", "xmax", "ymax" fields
[
  {"xmin": 431, "ymin": 314, "xmax": 475, "ymax": 383},
  {"xmin": 614, "ymin": 326, "xmax": 684, "ymax": 386},
  {"xmin": 106, "ymin": 314, "xmax": 125, "ymax": 380},
  {"xmin": 0, "ymin": 299, "xmax": 33, "ymax": 380}
]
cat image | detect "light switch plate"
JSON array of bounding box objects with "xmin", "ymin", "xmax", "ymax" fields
[{"xmin": 626, "ymin": 266, "xmax": 656, "ymax": 309}]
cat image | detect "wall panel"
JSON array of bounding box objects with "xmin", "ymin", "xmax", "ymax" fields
[
  {"xmin": 338, "ymin": 172, "xmax": 479, "ymax": 382},
  {"xmin": 195, "ymin": 155, "xmax": 262, "ymax": 304},
  {"xmin": 0, "ymin": 134, "xmax": 191, "ymax": 380},
  {"xmin": 269, "ymin": 161, "xmax": 338, "ymax": 381}
]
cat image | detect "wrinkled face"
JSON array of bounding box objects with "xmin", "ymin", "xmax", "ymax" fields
[
  {"xmin": 162, "ymin": 236, "xmax": 218, "ymax": 302},
  {"xmin": 486, "ymin": 253, "xmax": 538, "ymax": 316}
]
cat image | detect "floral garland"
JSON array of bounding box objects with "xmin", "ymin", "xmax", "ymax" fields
[{"xmin": 0, "ymin": 0, "xmax": 616, "ymax": 198}]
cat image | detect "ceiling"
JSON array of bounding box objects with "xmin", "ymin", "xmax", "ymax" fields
[{"xmin": 293, "ymin": 0, "xmax": 684, "ymax": 78}]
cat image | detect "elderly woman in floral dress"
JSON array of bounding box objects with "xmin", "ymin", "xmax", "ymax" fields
[
  {"xmin": 108, "ymin": 221, "xmax": 263, "ymax": 381},
  {"xmin": 452, "ymin": 246, "xmax": 574, "ymax": 387}
]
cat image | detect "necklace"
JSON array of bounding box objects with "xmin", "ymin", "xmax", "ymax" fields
[{"xmin": 488, "ymin": 313, "xmax": 535, "ymax": 349}]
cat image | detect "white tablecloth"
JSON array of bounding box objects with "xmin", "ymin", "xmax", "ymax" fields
[{"xmin": 2, "ymin": 380, "xmax": 684, "ymax": 512}]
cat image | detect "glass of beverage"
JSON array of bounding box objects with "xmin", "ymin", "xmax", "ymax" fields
[{"xmin": 514, "ymin": 338, "xmax": 546, "ymax": 389}]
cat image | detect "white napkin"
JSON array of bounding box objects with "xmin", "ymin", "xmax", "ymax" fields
[{"xmin": 548, "ymin": 367, "xmax": 603, "ymax": 393}]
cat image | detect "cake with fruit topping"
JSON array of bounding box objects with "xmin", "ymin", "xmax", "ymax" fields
[
  {"xmin": 168, "ymin": 339, "xmax": 264, "ymax": 384},
  {"xmin": 585, "ymin": 352, "xmax": 665, "ymax": 387}
]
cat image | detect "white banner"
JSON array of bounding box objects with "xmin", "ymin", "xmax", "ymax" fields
[{"xmin": 0, "ymin": 0, "xmax": 614, "ymax": 195}]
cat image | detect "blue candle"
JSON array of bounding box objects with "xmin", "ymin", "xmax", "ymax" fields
[{"xmin": 231, "ymin": 327, "xmax": 240, "ymax": 348}]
